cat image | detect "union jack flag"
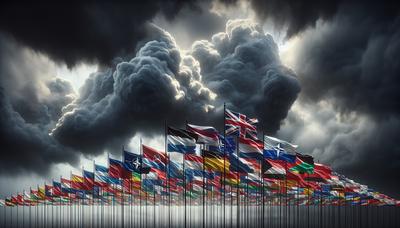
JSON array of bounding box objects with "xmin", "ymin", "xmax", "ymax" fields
[{"xmin": 225, "ymin": 109, "xmax": 258, "ymax": 138}]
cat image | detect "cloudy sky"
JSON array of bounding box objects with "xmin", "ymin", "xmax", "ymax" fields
[{"xmin": 0, "ymin": 0, "xmax": 399, "ymax": 198}]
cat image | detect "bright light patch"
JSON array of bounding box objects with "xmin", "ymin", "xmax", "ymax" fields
[{"xmin": 56, "ymin": 63, "xmax": 98, "ymax": 93}]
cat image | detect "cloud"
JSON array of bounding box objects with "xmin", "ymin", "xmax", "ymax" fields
[
  {"xmin": 194, "ymin": 19, "xmax": 300, "ymax": 133},
  {"xmin": 51, "ymin": 26, "xmax": 218, "ymax": 155},
  {"xmin": 52, "ymin": 21, "xmax": 299, "ymax": 158},
  {"xmin": 0, "ymin": 34, "xmax": 77, "ymax": 175},
  {"xmin": 276, "ymin": 2, "xmax": 400, "ymax": 197},
  {"xmin": 0, "ymin": 1, "xmax": 210, "ymax": 67}
]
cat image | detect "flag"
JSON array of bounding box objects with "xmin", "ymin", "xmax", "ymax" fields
[
  {"xmin": 238, "ymin": 137, "xmax": 263, "ymax": 159},
  {"xmin": 61, "ymin": 178, "xmax": 75, "ymax": 194},
  {"xmin": 225, "ymin": 108, "xmax": 258, "ymax": 138},
  {"xmin": 187, "ymin": 124, "xmax": 219, "ymax": 146},
  {"xmin": 123, "ymin": 150, "xmax": 151, "ymax": 174},
  {"xmin": 289, "ymin": 154, "xmax": 314, "ymax": 174},
  {"xmin": 38, "ymin": 186, "xmax": 46, "ymax": 200},
  {"xmin": 109, "ymin": 158, "xmax": 132, "ymax": 179},
  {"xmin": 168, "ymin": 160, "xmax": 184, "ymax": 179},
  {"xmin": 203, "ymin": 150, "xmax": 229, "ymax": 172},
  {"xmin": 143, "ymin": 145, "xmax": 168, "ymax": 171},
  {"xmin": 83, "ymin": 170, "xmax": 95, "ymax": 190},
  {"xmin": 219, "ymin": 134, "xmax": 236, "ymax": 155},
  {"xmin": 229, "ymin": 153, "xmax": 255, "ymax": 173},
  {"xmin": 94, "ymin": 164, "xmax": 110, "ymax": 187},
  {"xmin": 5, "ymin": 198, "xmax": 15, "ymax": 207},
  {"xmin": 263, "ymin": 159, "xmax": 286, "ymax": 179},
  {"xmin": 263, "ymin": 135, "xmax": 297, "ymax": 163},
  {"xmin": 71, "ymin": 174, "xmax": 85, "ymax": 190},
  {"xmin": 167, "ymin": 127, "xmax": 197, "ymax": 154},
  {"xmin": 185, "ymin": 154, "xmax": 203, "ymax": 171},
  {"xmin": 53, "ymin": 181, "xmax": 68, "ymax": 197},
  {"xmin": 304, "ymin": 163, "xmax": 332, "ymax": 182},
  {"xmin": 45, "ymin": 185, "xmax": 54, "ymax": 197}
]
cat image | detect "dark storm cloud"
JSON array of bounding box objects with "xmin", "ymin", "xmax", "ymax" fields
[
  {"xmin": 0, "ymin": 1, "xmax": 203, "ymax": 67},
  {"xmin": 0, "ymin": 34, "xmax": 77, "ymax": 175},
  {"xmin": 51, "ymin": 26, "xmax": 218, "ymax": 155},
  {"xmin": 277, "ymin": 2, "xmax": 400, "ymax": 197},
  {"xmin": 52, "ymin": 21, "xmax": 300, "ymax": 156},
  {"xmin": 192, "ymin": 19, "xmax": 300, "ymax": 133}
]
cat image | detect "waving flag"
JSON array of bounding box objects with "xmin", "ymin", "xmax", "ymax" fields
[
  {"xmin": 53, "ymin": 181, "xmax": 68, "ymax": 197},
  {"xmin": 123, "ymin": 150, "xmax": 151, "ymax": 174},
  {"xmin": 225, "ymin": 109, "xmax": 258, "ymax": 138},
  {"xmin": 219, "ymin": 135, "xmax": 236, "ymax": 155},
  {"xmin": 203, "ymin": 150, "xmax": 229, "ymax": 172},
  {"xmin": 264, "ymin": 135, "xmax": 297, "ymax": 163},
  {"xmin": 229, "ymin": 153, "xmax": 255, "ymax": 173},
  {"xmin": 304, "ymin": 163, "xmax": 332, "ymax": 182},
  {"xmin": 167, "ymin": 127, "xmax": 197, "ymax": 154},
  {"xmin": 94, "ymin": 164, "xmax": 110, "ymax": 187},
  {"xmin": 289, "ymin": 154, "xmax": 314, "ymax": 174},
  {"xmin": 185, "ymin": 154, "xmax": 203, "ymax": 171},
  {"xmin": 83, "ymin": 170, "xmax": 95, "ymax": 190},
  {"xmin": 263, "ymin": 159, "xmax": 286, "ymax": 179},
  {"xmin": 109, "ymin": 158, "xmax": 125, "ymax": 179},
  {"xmin": 238, "ymin": 137, "xmax": 263, "ymax": 159},
  {"xmin": 143, "ymin": 145, "xmax": 167, "ymax": 171},
  {"xmin": 187, "ymin": 124, "xmax": 219, "ymax": 146},
  {"xmin": 71, "ymin": 174, "xmax": 85, "ymax": 190}
]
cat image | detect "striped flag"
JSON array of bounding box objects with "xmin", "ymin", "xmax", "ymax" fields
[
  {"xmin": 94, "ymin": 164, "xmax": 110, "ymax": 187},
  {"xmin": 238, "ymin": 137, "xmax": 263, "ymax": 159},
  {"xmin": 263, "ymin": 159, "xmax": 286, "ymax": 179},
  {"xmin": 167, "ymin": 127, "xmax": 197, "ymax": 154},
  {"xmin": 187, "ymin": 124, "xmax": 219, "ymax": 146},
  {"xmin": 203, "ymin": 149, "xmax": 229, "ymax": 172}
]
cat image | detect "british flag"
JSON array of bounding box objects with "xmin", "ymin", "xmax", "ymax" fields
[{"xmin": 224, "ymin": 108, "xmax": 258, "ymax": 138}]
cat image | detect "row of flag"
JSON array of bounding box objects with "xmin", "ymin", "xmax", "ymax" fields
[{"xmin": 1, "ymin": 108, "xmax": 399, "ymax": 207}]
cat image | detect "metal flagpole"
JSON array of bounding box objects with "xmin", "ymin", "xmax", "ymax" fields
[
  {"xmin": 121, "ymin": 146, "xmax": 125, "ymax": 228},
  {"xmin": 59, "ymin": 176, "xmax": 62, "ymax": 228},
  {"xmin": 202, "ymin": 148, "xmax": 205, "ymax": 228},
  {"xmin": 236, "ymin": 135, "xmax": 240, "ymax": 228},
  {"xmin": 165, "ymin": 120, "xmax": 171, "ymax": 228},
  {"xmin": 223, "ymin": 102, "xmax": 226, "ymax": 228}
]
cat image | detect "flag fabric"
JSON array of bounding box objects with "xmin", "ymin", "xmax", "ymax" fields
[
  {"xmin": 109, "ymin": 158, "xmax": 125, "ymax": 179},
  {"xmin": 203, "ymin": 150, "xmax": 229, "ymax": 172},
  {"xmin": 225, "ymin": 109, "xmax": 258, "ymax": 138},
  {"xmin": 187, "ymin": 124, "xmax": 219, "ymax": 146},
  {"xmin": 219, "ymin": 134, "xmax": 236, "ymax": 155},
  {"xmin": 263, "ymin": 135, "xmax": 297, "ymax": 163},
  {"xmin": 305, "ymin": 163, "xmax": 332, "ymax": 182},
  {"xmin": 71, "ymin": 174, "xmax": 85, "ymax": 190},
  {"xmin": 83, "ymin": 170, "xmax": 95, "ymax": 190},
  {"xmin": 94, "ymin": 164, "xmax": 110, "ymax": 187},
  {"xmin": 289, "ymin": 154, "xmax": 314, "ymax": 174},
  {"xmin": 53, "ymin": 181, "xmax": 68, "ymax": 197},
  {"xmin": 168, "ymin": 160, "xmax": 184, "ymax": 179},
  {"xmin": 238, "ymin": 137, "xmax": 263, "ymax": 159},
  {"xmin": 263, "ymin": 159, "xmax": 286, "ymax": 179},
  {"xmin": 184, "ymin": 154, "xmax": 203, "ymax": 171},
  {"xmin": 167, "ymin": 127, "xmax": 197, "ymax": 154},
  {"xmin": 123, "ymin": 150, "xmax": 151, "ymax": 174},
  {"xmin": 143, "ymin": 145, "xmax": 168, "ymax": 171},
  {"xmin": 229, "ymin": 153, "xmax": 255, "ymax": 173},
  {"xmin": 61, "ymin": 178, "xmax": 74, "ymax": 194}
]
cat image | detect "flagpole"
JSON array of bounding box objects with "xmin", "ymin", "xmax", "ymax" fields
[
  {"xmin": 261, "ymin": 132, "xmax": 265, "ymax": 228},
  {"xmin": 223, "ymin": 102, "xmax": 226, "ymax": 228},
  {"xmin": 236, "ymin": 135, "xmax": 240, "ymax": 228},
  {"xmin": 165, "ymin": 121, "xmax": 172, "ymax": 228},
  {"xmin": 202, "ymin": 148, "xmax": 205, "ymax": 228}
]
